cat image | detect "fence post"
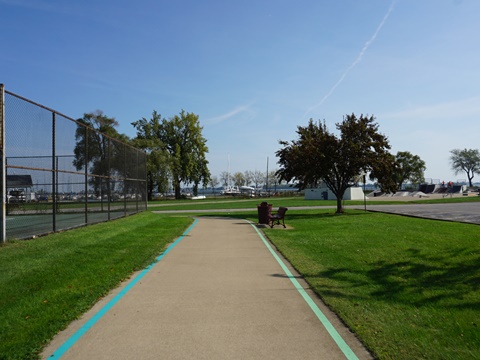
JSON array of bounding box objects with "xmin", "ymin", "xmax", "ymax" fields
[
  {"xmin": 107, "ymin": 138, "xmax": 111, "ymax": 221},
  {"xmin": 123, "ymin": 143, "xmax": 127, "ymax": 216},
  {"xmin": 144, "ymin": 151, "xmax": 147, "ymax": 210},
  {"xmin": 52, "ymin": 113, "xmax": 57, "ymax": 232},
  {"xmin": 84, "ymin": 126, "xmax": 88, "ymax": 224},
  {"xmin": 136, "ymin": 150, "xmax": 139, "ymax": 212},
  {"xmin": 0, "ymin": 84, "xmax": 6, "ymax": 243}
]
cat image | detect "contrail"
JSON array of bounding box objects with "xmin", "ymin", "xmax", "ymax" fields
[{"xmin": 304, "ymin": 0, "xmax": 397, "ymax": 118}]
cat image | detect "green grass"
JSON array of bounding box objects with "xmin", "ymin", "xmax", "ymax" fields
[
  {"xmin": 0, "ymin": 212, "xmax": 192, "ymax": 360},
  {"xmin": 262, "ymin": 209, "xmax": 480, "ymax": 360}
]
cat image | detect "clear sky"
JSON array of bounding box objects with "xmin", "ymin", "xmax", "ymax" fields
[{"xmin": 2, "ymin": 0, "xmax": 480, "ymax": 184}]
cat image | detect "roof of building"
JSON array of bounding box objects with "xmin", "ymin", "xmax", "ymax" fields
[{"xmin": 6, "ymin": 175, "xmax": 33, "ymax": 188}]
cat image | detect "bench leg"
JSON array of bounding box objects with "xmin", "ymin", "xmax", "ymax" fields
[{"xmin": 269, "ymin": 217, "xmax": 285, "ymax": 228}]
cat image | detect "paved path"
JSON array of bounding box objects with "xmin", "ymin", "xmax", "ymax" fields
[
  {"xmin": 352, "ymin": 202, "xmax": 480, "ymax": 225},
  {"xmin": 43, "ymin": 217, "xmax": 372, "ymax": 360}
]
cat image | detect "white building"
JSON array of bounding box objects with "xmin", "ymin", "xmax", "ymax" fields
[{"xmin": 304, "ymin": 186, "xmax": 365, "ymax": 201}]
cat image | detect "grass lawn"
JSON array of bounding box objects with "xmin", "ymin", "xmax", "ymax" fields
[
  {"xmin": 0, "ymin": 212, "xmax": 192, "ymax": 360},
  {"xmin": 261, "ymin": 209, "xmax": 480, "ymax": 359}
]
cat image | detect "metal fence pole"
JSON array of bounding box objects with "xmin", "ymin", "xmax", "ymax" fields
[
  {"xmin": 0, "ymin": 84, "xmax": 6, "ymax": 243},
  {"xmin": 107, "ymin": 138, "xmax": 111, "ymax": 221},
  {"xmin": 84, "ymin": 126, "xmax": 88, "ymax": 224},
  {"xmin": 144, "ymin": 151, "xmax": 147, "ymax": 210},
  {"xmin": 136, "ymin": 150, "xmax": 139, "ymax": 212},
  {"xmin": 52, "ymin": 113, "xmax": 57, "ymax": 232},
  {"xmin": 123, "ymin": 143, "xmax": 127, "ymax": 216}
]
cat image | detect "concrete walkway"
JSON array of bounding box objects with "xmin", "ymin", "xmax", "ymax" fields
[
  {"xmin": 353, "ymin": 202, "xmax": 480, "ymax": 225},
  {"xmin": 43, "ymin": 217, "xmax": 372, "ymax": 360}
]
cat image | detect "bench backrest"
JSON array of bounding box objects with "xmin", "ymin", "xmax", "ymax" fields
[{"xmin": 277, "ymin": 207, "xmax": 288, "ymax": 217}]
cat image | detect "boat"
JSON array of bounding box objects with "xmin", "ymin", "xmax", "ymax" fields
[
  {"xmin": 221, "ymin": 186, "xmax": 241, "ymax": 196},
  {"xmin": 190, "ymin": 195, "xmax": 207, "ymax": 200},
  {"xmin": 239, "ymin": 186, "xmax": 255, "ymax": 197}
]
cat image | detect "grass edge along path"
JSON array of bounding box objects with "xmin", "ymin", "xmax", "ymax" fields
[
  {"xmin": 0, "ymin": 212, "xmax": 193, "ymax": 360},
  {"xmin": 261, "ymin": 209, "xmax": 480, "ymax": 360}
]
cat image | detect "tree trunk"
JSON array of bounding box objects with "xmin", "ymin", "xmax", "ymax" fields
[
  {"xmin": 174, "ymin": 184, "xmax": 181, "ymax": 199},
  {"xmin": 336, "ymin": 197, "xmax": 344, "ymax": 214},
  {"xmin": 332, "ymin": 187, "xmax": 347, "ymax": 214},
  {"xmin": 147, "ymin": 172, "xmax": 154, "ymax": 201}
]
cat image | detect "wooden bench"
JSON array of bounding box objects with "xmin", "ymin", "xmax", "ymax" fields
[{"xmin": 269, "ymin": 207, "xmax": 288, "ymax": 228}]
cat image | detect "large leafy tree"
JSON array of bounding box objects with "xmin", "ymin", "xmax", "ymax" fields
[
  {"xmin": 449, "ymin": 148, "xmax": 480, "ymax": 187},
  {"xmin": 371, "ymin": 151, "xmax": 426, "ymax": 192},
  {"xmin": 393, "ymin": 151, "xmax": 426, "ymax": 189},
  {"xmin": 133, "ymin": 110, "xmax": 210, "ymax": 199},
  {"xmin": 276, "ymin": 114, "xmax": 392, "ymax": 213},
  {"xmin": 131, "ymin": 111, "xmax": 170, "ymax": 200},
  {"xmin": 369, "ymin": 152, "xmax": 399, "ymax": 193},
  {"xmin": 73, "ymin": 111, "xmax": 128, "ymax": 197}
]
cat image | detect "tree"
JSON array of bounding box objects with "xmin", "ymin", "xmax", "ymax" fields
[
  {"xmin": 232, "ymin": 172, "xmax": 245, "ymax": 187},
  {"xmin": 209, "ymin": 176, "xmax": 220, "ymax": 196},
  {"xmin": 131, "ymin": 111, "xmax": 170, "ymax": 200},
  {"xmin": 73, "ymin": 111, "xmax": 128, "ymax": 197},
  {"xmin": 449, "ymin": 148, "xmax": 480, "ymax": 187},
  {"xmin": 244, "ymin": 170, "xmax": 254, "ymax": 186},
  {"xmin": 369, "ymin": 152, "xmax": 399, "ymax": 193},
  {"xmin": 219, "ymin": 171, "xmax": 230, "ymax": 187},
  {"xmin": 276, "ymin": 114, "xmax": 392, "ymax": 213},
  {"xmin": 251, "ymin": 170, "xmax": 265, "ymax": 190},
  {"xmin": 269, "ymin": 170, "xmax": 280, "ymax": 193},
  {"xmin": 393, "ymin": 151, "xmax": 426, "ymax": 189},
  {"xmin": 135, "ymin": 110, "xmax": 210, "ymax": 199},
  {"xmin": 371, "ymin": 151, "xmax": 426, "ymax": 192}
]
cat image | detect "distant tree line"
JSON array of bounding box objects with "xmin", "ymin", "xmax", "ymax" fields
[{"xmin": 75, "ymin": 110, "xmax": 478, "ymax": 206}]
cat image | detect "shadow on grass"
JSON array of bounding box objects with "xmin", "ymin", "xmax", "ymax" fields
[
  {"xmin": 282, "ymin": 210, "xmax": 371, "ymax": 222},
  {"xmin": 310, "ymin": 247, "xmax": 480, "ymax": 310}
]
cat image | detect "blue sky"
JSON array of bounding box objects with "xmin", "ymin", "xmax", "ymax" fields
[{"xmin": 2, "ymin": 0, "xmax": 480, "ymax": 183}]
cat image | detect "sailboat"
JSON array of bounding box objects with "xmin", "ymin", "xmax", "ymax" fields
[{"xmin": 221, "ymin": 154, "xmax": 241, "ymax": 195}]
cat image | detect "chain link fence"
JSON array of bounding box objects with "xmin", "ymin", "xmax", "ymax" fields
[{"xmin": 0, "ymin": 85, "xmax": 147, "ymax": 241}]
